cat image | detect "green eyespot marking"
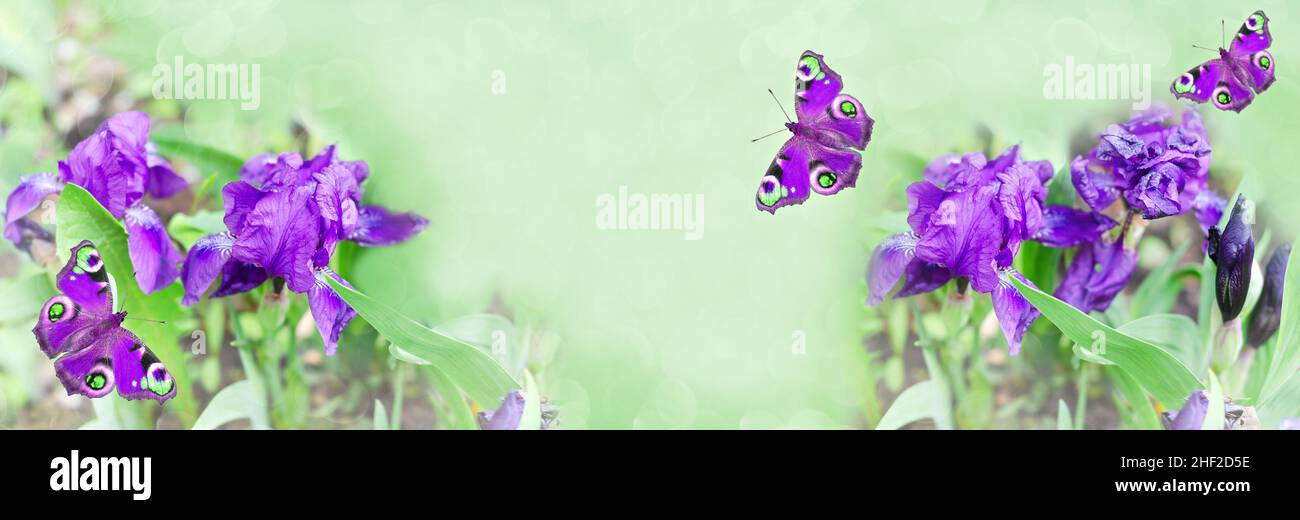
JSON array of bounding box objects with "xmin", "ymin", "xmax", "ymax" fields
[
  {"xmin": 1259, "ymin": 56, "xmax": 1270, "ymax": 69},
  {"xmin": 86, "ymin": 373, "xmax": 106, "ymax": 391},
  {"xmin": 1174, "ymin": 75, "xmax": 1193, "ymax": 94},
  {"xmin": 144, "ymin": 374, "xmax": 174, "ymax": 396},
  {"xmin": 799, "ymin": 55, "xmax": 821, "ymax": 79},
  {"xmin": 839, "ymin": 101, "xmax": 857, "ymax": 118},
  {"xmin": 48, "ymin": 302, "xmax": 66, "ymax": 322},
  {"xmin": 75, "ymin": 246, "xmax": 97, "ymax": 270},
  {"xmin": 758, "ymin": 184, "xmax": 783, "ymax": 207},
  {"xmin": 1217, "ymin": 91, "xmax": 1232, "ymax": 105},
  {"xmin": 818, "ymin": 172, "xmax": 837, "ymax": 189}
]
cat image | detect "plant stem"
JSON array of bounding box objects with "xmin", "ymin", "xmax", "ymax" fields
[
  {"xmin": 1074, "ymin": 364, "xmax": 1089, "ymax": 430},
  {"xmin": 391, "ymin": 362, "xmax": 406, "ymax": 430}
]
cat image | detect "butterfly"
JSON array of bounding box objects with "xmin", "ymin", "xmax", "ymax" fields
[
  {"xmin": 755, "ymin": 50, "xmax": 874, "ymax": 213},
  {"xmin": 1171, "ymin": 10, "xmax": 1274, "ymax": 112},
  {"xmin": 32, "ymin": 240, "xmax": 176, "ymax": 403}
]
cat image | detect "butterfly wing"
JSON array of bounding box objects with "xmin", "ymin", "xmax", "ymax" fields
[
  {"xmin": 793, "ymin": 50, "xmax": 873, "ymax": 150},
  {"xmin": 33, "ymin": 241, "xmax": 113, "ymax": 358},
  {"xmin": 756, "ymin": 137, "xmax": 812, "ymax": 213},
  {"xmin": 33, "ymin": 240, "xmax": 175, "ymax": 403},
  {"xmin": 1171, "ymin": 59, "xmax": 1254, "ymax": 112},
  {"xmin": 1228, "ymin": 10, "xmax": 1274, "ymax": 93},
  {"xmin": 755, "ymin": 136, "xmax": 863, "ymax": 213},
  {"xmin": 52, "ymin": 328, "xmax": 176, "ymax": 402}
]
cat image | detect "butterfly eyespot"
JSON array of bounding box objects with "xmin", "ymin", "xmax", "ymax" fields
[
  {"xmin": 83, "ymin": 362, "xmax": 114, "ymax": 398},
  {"xmin": 75, "ymin": 245, "xmax": 103, "ymax": 273},
  {"xmin": 1255, "ymin": 51, "xmax": 1272, "ymax": 71},
  {"xmin": 829, "ymin": 95, "xmax": 861, "ymax": 120},
  {"xmin": 809, "ymin": 163, "xmax": 840, "ymax": 195},
  {"xmin": 143, "ymin": 362, "xmax": 174, "ymax": 397},
  {"xmin": 1173, "ymin": 73, "xmax": 1195, "ymax": 94},
  {"xmin": 796, "ymin": 55, "xmax": 821, "ymax": 82},
  {"xmin": 757, "ymin": 175, "xmax": 784, "ymax": 207},
  {"xmin": 1246, "ymin": 14, "xmax": 1263, "ymax": 32},
  {"xmin": 42, "ymin": 296, "xmax": 76, "ymax": 323},
  {"xmin": 1212, "ymin": 87, "xmax": 1233, "ymax": 108}
]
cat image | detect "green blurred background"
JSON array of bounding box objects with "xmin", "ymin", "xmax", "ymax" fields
[{"xmin": 2, "ymin": 0, "xmax": 1298, "ymax": 428}]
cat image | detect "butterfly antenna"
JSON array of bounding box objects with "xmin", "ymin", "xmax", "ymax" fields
[
  {"xmin": 1221, "ymin": 19, "xmax": 1227, "ymax": 49},
  {"xmin": 750, "ymin": 128, "xmax": 786, "ymax": 143},
  {"xmin": 1191, "ymin": 44, "xmax": 1217, "ymax": 53},
  {"xmin": 123, "ymin": 316, "xmax": 168, "ymax": 325},
  {"xmin": 768, "ymin": 88, "xmax": 793, "ymax": 123}
]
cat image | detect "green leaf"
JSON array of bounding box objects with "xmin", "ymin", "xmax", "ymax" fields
[
  {"xmin": 1107, "ymin": 366, "xmax": 1162, "ymax": 429},
  {"xmin": 166, "ymin": 210, "xmax": 226, "ymax": 250},
  {"xmin": 1010, "ymin": 275, "xmax": 1203, "ymax": 405},
  {"xmin": 372, "ymin": 399, "xmax": 389, "ymax": 430},
  {"xmin": 1260, "ymin": 235, "xmax": 1300, "ymax": 402},
  {"xmin": 1117, "ymin": 314, "xmax": 1206, "ymax": 378},
  {"xmin": 424, "ymin": 365, "xmax": 477, "ymax": 430},
  {"xmin": 1202, "ymin": 372, "xmax": 1224, "ymax": 430},
  {"xmin": 193, "ymin": 380, "xmax": 269, "ymax": 430},
  {"xmin": 1129, "ymin": 241, "xmax": 1191, "ymax": 319},
  {"xmin": 519, "ymin": 372, "xmax": 542, "ymax": 430},
  {"xmin": 149, "ymin": 135, "xmax": 244, "ymax": 188},
  {"xmin": 1057, "ymin": 399, "xmax": 1072, "ymax": 430},
  {"xmin": 327, "ymin": 278, "xmax": 520, "ymax": 406},
  {"xmin": 56, "ymin": 184, "xmax": 197, "ymax": 426},
  {"xmin": 876, "ymin": 380, "xmax": 944, "ymax": 430}
]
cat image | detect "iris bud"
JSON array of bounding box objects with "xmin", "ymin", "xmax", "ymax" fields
[
  {"xmin": 1247, "ymin": 244, "xmax": 1290, "ymax": 347},
  {"xmin": 1206, "ymin": 195, "xmax": 1255, "ymax": 322}
]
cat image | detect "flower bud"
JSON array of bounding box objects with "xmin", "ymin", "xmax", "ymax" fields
[
  {"xmin": 1247, "ymin": 244, "xmax": 1290, "ymax": 347},
  {"xmin": 1206, "ymin": 195, "xmax": 1254, "ymax": 322}
]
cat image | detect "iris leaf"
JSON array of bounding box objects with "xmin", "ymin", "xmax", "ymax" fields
[
  {"xmin": 876, "ymin": 380, "xmax": 944, "ymax": 430},
  {"xmin": 328, "ymin": 278, "xmax": 520, "ymax": 406},
  {"xmin": 56, "ymin": 184, "xmax": 197, "ymax": 426},
  {"xmin": 1009, "ymin": 275, "xmax": 1203, "ymax": 405}
]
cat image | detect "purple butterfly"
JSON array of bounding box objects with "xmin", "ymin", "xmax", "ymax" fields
[
  {"xmin": 33, "ymin": 240, "xmax": 176, "ymax": 403},
  {"xmin": 1171, "ymin": 10, "xmax": 1274, "ymax": 112},
  {"xmin": 756, "ymin": 50, "xmax": 874, "ymax": 213}
]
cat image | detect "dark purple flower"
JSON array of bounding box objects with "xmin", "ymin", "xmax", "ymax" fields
[
  {"xmin": 1071, "ymin": 104, "xmax": 1218, "ymax": 224},
  {"xmin": 3, "ymin": 172, "xmax": 62, "ymax": 244},
  {"xmin": 1162, "ymin": 390, "xmax": 1209, "ymax": 430},
  {"xmin": 1207, "ymin": 195, "xmax": 1254, "ymax": 322},
  {"xmin": 308, "ymin": 268, "xmax": 357, "ymax": 355},
  {"xmin": 180, "ymin": 145, "xmax": 427, "ymax": 355},
  {"xmin": 124, "ymin": 205, "xmax": 184, "ymax": 294},
  {"xmin": 868, "ymin": 145, "xmax": 1063, "ymax": 354},
  {"xmin": 3, "ymin": 112, "xmax": 187, "ymax": 293},
  {"xmin": 1248, "ymin": 244, "xmax": 1289, "ymax": 347},
  {"xmin": 1055, "ymin": 235, "xmax": 1138, "ymax": 315},
  {"xmin": 478, "ymin": 390, "xmax": 525, "ymax": 430},
  {"xmin": 1032, "ymin": 206, "xmax": 1116, "ymax": 249}
]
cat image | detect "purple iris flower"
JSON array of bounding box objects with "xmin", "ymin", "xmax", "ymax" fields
[
  {"xmin": 478, "ymin": 390, "xmax": 526, "ymax": 430},
  {"xmin": 3, "ymin": 112, "xmax": 185, "ymax": 294},
  {"xmin": 1055, "ymin": 233, "xmax": 1138, "ymax": 315},
  {"xmin": 1207, "ymin": 195, "xmax": 1255, "ymax": 323},
  {"xmin": 1247, "ymin": 244, "xmax": 1289, "ymax": 347},
  {"xmin": 867, "ymin": 145, "xmax": 1109, "ymax": 354},
  {"xmin": 180, "ymin": 145, "xmax": 428, "ymax": 354},
  {"xmin": 1070, "ymin": 104, "xmax": 1221, "ymax": 228},
  {"xmin": 1162, "ymin": 390, "xmax": 1209, "ymax": 430}
]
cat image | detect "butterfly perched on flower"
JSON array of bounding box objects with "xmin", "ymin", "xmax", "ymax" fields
[
  {"xmin": 32, "ymin": 240, "xmax": 176, "ymax": 403},
  {"xmin": 1171, "ymin": 10, "xmax": 1274, "ymax": 112},
  {"xmin": 755, "ymin": 50, "xmax": 874, "ymax": 213}
]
